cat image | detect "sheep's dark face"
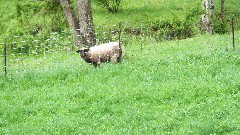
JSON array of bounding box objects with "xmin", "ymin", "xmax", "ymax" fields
[{"xmin": 76, "ymin": 48, "xmax": 89, "ymax": 58}]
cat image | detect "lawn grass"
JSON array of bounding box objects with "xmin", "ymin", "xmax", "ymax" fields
[{"xmin": 0, "ymin": 31, "xmax": 239, "ymax": 134}]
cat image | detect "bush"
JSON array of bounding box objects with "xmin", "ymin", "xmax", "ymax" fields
[
  {"xmin": 14, "ymin": 0, "xmax": 66, "ymax": 36},
  {"xmin": 213, "ymin": 12, "xmax": 231, "ymax": 34},
  {"xmin": 93, "ymin": 0, "xmax": 122, "ymax": 13}
]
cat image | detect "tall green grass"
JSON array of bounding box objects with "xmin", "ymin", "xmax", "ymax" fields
[{"xmin": 0, "ymin": 31, "xmax": 239, "ymax": 134}]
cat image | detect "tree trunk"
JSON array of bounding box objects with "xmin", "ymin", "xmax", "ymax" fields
[
  {"xmin": 60, "ymin": 0, "xmax": 80, "ymax": 47},
  {"xmin": 76, "ymin": 0, "xmax": 96, "ymax": 47},
  {"xmin": 221, "ymin": 0, "xmax": 225, "ymax": 21},
  {"xmin": 200, "ymin": 0, "xmax": 214, "ymax": 34}
]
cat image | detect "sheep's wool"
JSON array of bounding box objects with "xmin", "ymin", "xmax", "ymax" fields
[
  {"xmin": 89, "ymin": 42, "xmax": 120, "ymax": 59},
  {"xmin": 78, "ymin": 42, "xmax": 123, "ymax": 66}
]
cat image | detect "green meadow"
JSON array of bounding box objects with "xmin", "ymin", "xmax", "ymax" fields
[
  {"xmin": 1, "ymin": 31, "xmax": 240, "ymax": 134},
  {"xmin": 0, "ymin": 0, "xmax": 240, "ymax": 134}
]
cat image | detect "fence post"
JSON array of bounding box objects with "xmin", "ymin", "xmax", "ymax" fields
[
  {"xmin": 118, "ymin": 22, "xmax": 122, "ymax": 63},
  {"xmin": 4, "ymin": 37, "xmax": 7, "ymax": 75},
  {"xmin": 232, "ymin": 17, "xmax": 235, "ymax": 50},
  {"xmin": 118, "ymin": 22, "xmax": 121, "ymax": 45}
]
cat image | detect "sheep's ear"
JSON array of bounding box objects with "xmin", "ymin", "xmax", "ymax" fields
[
  {"xmin": 76, "ymin": 48, "xmax": 89, "ymax": 53},
  {"xmin": 83, "ymin": 48, "xmax": 89, "ymax": 52}
]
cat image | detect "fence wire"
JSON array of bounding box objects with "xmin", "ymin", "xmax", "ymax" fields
[{"xmin": 0, "ymin": 22, "xmax": 187, "ymax": 77}]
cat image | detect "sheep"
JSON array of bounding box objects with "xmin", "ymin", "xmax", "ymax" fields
[{"xmin": 76, "ymin": 42, "xmax": 123, "ymax": 66}]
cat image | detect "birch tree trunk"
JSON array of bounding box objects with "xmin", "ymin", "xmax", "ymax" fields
[
  {"xmin": 60, "ymin": 0, "xmax": 80, "ymax": 47},
  {"xmin": 200, "ymin": 0, "xmax": 214, "ymax": 33},
  {"xmin": 76, "ymin": 0, "xmax": 96, "ymax": 47}
]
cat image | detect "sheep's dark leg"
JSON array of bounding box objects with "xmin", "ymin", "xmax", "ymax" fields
[
  {"xmin": 97, "ymin": 55, "xmax": 101, "ymax": 66},
  {"xmin": 92, "ymin": 62, "xmax": 101, "ymax": 68},
  {"xmin": 117, "ymin": 47, "xmax": 122, "ymax": 63},
  {"xmin": 106, "ymin": 54, "xmax": 110, "ymax": 63},
  {"xmin": 117, "ymin": 57, "xmax": 121, "ymax": 63},
  {"xmin": 93, "ymin": 63, "xmax": 98, "ymax": 67}
]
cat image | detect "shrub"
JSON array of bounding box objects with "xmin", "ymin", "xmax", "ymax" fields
[
  {"xmin": 15, "ymin": 0, "xmax": 66, "ymax": 36},
  {"xmin": 93, "ymin": 0, "xmax": 122, "ymax": 13},
  {"xmin": 213, "ymin": 12, "xmax": 230, "ymax": 34}
]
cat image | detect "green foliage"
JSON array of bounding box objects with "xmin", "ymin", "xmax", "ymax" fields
[
  {"xmin": 120, "ymin": 7, "xmax": 202, "ymax": 42},
  {"xmin": 6, "ymin": 0, "xmax": 66, "ymax": 36},
  {"xmin": 1, "ymin": 0, "xmax": 240, "ymax": 41},
  {"xmin": 212, "ymin": 12, "xmax": 231, "ymax": 34},
  {"xmin": 0, "ymin": 0, "xmax": 70, "ymax": 55},
  {"xmin": 212, "ymin": 0, "xmax": 240, "ymax": 34},
  {"xmin": 93, "ymin": 0, "xmax": 122, "ymax": 13}
]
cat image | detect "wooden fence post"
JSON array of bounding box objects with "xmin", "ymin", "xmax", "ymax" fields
[
  {"xmin": 118, "ymin": 22, "xmax": 121, "ymax": 46},
  {"xmin": 4, "ymin": 37, "xmax": 7, "ymax": 75},
  {"xmin": 232, "ymin": 17, "xmax": 235, "ymax": 50},
  {"xmin": 118, "ymin": 22, "xmax": 122, "ymax": 63}
]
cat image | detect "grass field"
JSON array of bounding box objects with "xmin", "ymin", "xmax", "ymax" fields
[
  {"xmin": 1, "ymin": 30, "xmax": 240, "ymax": 134},
  {"xmin": 0, "ymin": 0, "xmax": 240, "ymax": 134}
]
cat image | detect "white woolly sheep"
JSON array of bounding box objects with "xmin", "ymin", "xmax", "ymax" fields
[{"xmin": 76, "ymin": 42, "xmax": 123, "ymax": 66}]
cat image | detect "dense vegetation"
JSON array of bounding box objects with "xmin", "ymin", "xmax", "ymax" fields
[
  {"xmin": 1, "ymin": 0, "xmax": 240, "ymax": 38},
  {"xmin": 0, "ymin": 0, "xmax": 240, "ymax": 134}
]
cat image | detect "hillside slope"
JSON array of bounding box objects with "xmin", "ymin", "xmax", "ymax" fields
[{"xmin": 1, "ymin": 31, "xmax": 239, "ymax": 134}]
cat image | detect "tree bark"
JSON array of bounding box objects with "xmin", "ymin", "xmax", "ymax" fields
[
  {"xmin": 221, "ymin": 0, "xmax": 225, "ymax": 21},
  {"xmin": 200, "ymin": 0, "xmax": 214, "ymax": 34},
  {"xmin": 60, "ymin": 0, "xmax": 80, "ymax": 47},
  {"xmin": 76, "ymin": 0, "xmax": 96, "ymax": 47}
]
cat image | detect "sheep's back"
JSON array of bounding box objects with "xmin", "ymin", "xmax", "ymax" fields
[
  {"xmin": 85, "ymin": 42, "xmax": 122, "ymax": 64},
  {"xmin": 89, "ymin": 42, "xmax": 120, "ymax": 56}
]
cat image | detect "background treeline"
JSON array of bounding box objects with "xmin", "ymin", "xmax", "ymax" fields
[{"xmin": 0, "ymin": 0, "xmax": 239, "ymax": 39}]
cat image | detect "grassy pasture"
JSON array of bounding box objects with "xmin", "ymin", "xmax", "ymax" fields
[
  {"xmin": 0, "ymin": 0, "xmax": 240, "ymax": 134},
  {"xmin": 0, "ymin": 31, "xmax": 240, "ymax": 134}
]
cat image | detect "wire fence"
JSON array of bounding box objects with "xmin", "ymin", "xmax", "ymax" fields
[
  {"xmin": 0, "ymin": 32, "xmax": 75, "ymax": 76},
  {"xmin": 0, "ymin": 23, "xmax": 165, "ymax": 77},
  {"xmin": 1, "ymin": 20, "xmax": 237, "ymax": 77}
]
